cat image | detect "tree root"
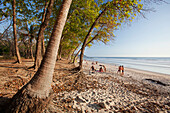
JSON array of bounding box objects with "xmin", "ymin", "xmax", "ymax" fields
[{"xmin": 3, "ymin": 87, "xmax": 51, "ymax": 113}]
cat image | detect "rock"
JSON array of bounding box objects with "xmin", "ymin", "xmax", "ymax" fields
[
  {"xmin": 98, "ymin": 102, "xmax": 106, "ymax": 109},
  {"xmin": 81, "ymin": 106, "xmax": 86, "ymax": 113},
  {"xmin": 104, "ymin": 102, "xmax": 110, "ymax": 109},
  {"xmin": 105, "ymin": 101, "xmax": 110, "ymax": 105},
  {"xmin": 98, "ymin": 109, "xmax": 105, "ymax": 113},
  {"xmin": 75, "ymin": 96, "xmax": 86, "ymax": 103},
  {"xmin": 110, "ymin": 101, "xmax": 116, "ymax": 106}
]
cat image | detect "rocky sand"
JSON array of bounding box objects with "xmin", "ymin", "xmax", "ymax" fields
[
  {"xmin": 49, "ymin": 60, "xmax": 170, "ymax": 113},
  {"xmin": 0, "ymin": 59, "xmax": 170, "ymax": 112}
]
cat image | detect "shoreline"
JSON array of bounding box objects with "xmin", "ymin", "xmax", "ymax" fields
[
  {"xmin": 84, "ymin": 57, "xmax": 170, "ymax": 75},
  {"xmin": 0, "ymin": 59, "xmax": 169, "ymax": 112},
  {"xmin": 54, "ymin": 59, "xmax": 170, "ymax": 112},
  {"xmin": 82, "ymin": 60, "xmax": 170, "ymax": 89},
  {"xmin": 83, "ymin": 59, "xmax": 170, "ymax": 77}
]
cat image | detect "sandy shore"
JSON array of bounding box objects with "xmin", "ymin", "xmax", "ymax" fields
[
  {"xmin": 82, "ymin": 60, "xmax": 170, "ymax": 90},
  {"xmin": 0, "ymin": 59, "xmax": 169, "ymax": 112},
  {"xmin": 52, "ymin": 60, "xmax": 170, "ymax": 112}
]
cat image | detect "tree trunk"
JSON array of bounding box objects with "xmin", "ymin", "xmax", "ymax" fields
[
  {"xmin": 73, "ymin": 48, "xmax": 81, "ymax": 63},
  {"xmin": 34, "ymin": 0, "xmax": 53, "ymax": 69},
  {"xmin": 12, "ymin": 0, "xmax": 22, "ymax": 64},
  {"xmin": 9, "ymin": 42, "xmax": 12, "ymax": 57},
  {"xmin": 67, "ymin": 49, "xmax": 74, "ymax": 61},
  {"xmin": 42, "ymin": 37, "xmax": 46, "ymax": 56},
  {"xmin": 26, "ymin": 22, "xmax": 34, "ymax": 61},
  {"xmin": 73, "ymin": 33, "xmax": 99, "ymax": 64},
  {"xmin": 30, "ymin": 37, "xmax": 34, "ymax": 61},
  {"xmin": 5, "ymin": 0, "xmax": 72, "ymax": 112},
  {"xmin": 79, "ymin": 7, "xmax": 108, "ymax": 70},
  {"xmin": 57, "ymin": 35, "xmax": 65, "ymax": 60},
  {"xmin": 57, "ymin": 44, "xmax": 62, "ymax": 60},
  {"xmin": 41, "ymin": 1, "xmax": 49, "ymax": 57},
  {"xmin": 70, "ymin": 44, "xmax": 80, "ymax": 63}
]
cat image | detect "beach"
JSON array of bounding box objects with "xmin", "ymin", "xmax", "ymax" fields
[
  {"xmin": 0, "ymin": 59, "xmax": 170, "ymax": 112},
  {"xmin": 52, "ymin": 60, "xmax": 170, "ymax": 112}
]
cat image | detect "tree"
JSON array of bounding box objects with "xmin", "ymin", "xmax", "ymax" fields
[
  {"xmin": 78, "ymin": 0, "xmax": 144, "ymax": 70},
  {"xmin": 55, "ymin": 0, "xmax": 100, "ymax": 61},
  {"xmin": 5, "ymin": 0, "xmax": 72, "ymax": 112},
  {"xmin": 19, "ymin": 24, "xmax": 35, "ymax": 60},
  {"xmin": 41, "ymin": 0, "xmax": 49, "ymax": 56},
  {"xmin": 0, "ymin": 25, "xmax": 14, "ymax": 57},
  {"xmin": 33, "ymin": 0, "xmax": 54, "ymax": 69},
  {"xmin": 78, "ymin": 7, "xmax": 108, "ymax": 70},
  {"xmin": 12, "ymin": 0, "xmax": 22, "ymax": 63}
]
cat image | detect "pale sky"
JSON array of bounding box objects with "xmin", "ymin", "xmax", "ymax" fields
[{"xmin": 85, "ymin": 3, "xmax": 170, "ymax": 57}]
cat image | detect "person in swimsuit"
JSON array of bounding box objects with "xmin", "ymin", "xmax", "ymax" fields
[
  {"xmin": 117, "ymin": 65, "xmax": 121, "ymax": 74},
  {"xmin": 121, "ymin": 65, "xmax": 124, "ymax": 75},
  {"xmin": 90, "ymin": 65, "xmax": 95, "ymax": 73},
  {"xmin": 103, "ymin": 65, "xmax": 106, "ymax": 72},
  {"xmin": 99, "ymin": 67, "xmax": 103, "ymax": 72}
]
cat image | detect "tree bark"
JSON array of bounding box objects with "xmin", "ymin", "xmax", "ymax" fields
[
  {"xmin": 30, "ymin": 37, "xmax": 34, "ymax": 61},
  {"xmin": 12, "ymin": 0, "xmax": 22, "ymax": 64},
  {"xmin": 57, "ymin": 43, "xmax": 62, "ymax": 60},
  {"xmin": 34, "ymin": 0, "xmax": 53, "ymax": 69},
  {"xmin": 79, "ymin": 7, "xmax": 108, "ymax": 70},
  {"xmin": 42, "ymin": 37, "xmax": 46, "ymax": 56},
  {"xmin": 5, "ymin": 0, "xmax": 72, "ymax": 112},
  {"xmin": 56, "ymin": 35, "xmax": 64, "ymax": 60},
  {"xmin": 41, "ymin": 1, "xmax": 49, "ymax": 57},
  {"xmin": 25, "ymin": 22, "xmax": 34, "ymax": 60}
]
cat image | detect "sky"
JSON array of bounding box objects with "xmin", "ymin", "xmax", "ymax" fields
[{"xmin": 85, "ymin": 2, "xmax": 170, "ymax": 57}]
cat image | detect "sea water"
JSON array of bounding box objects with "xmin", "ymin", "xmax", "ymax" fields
[{"xmin": 84, "ymin": 57, "xmax": 170, "ymax": 75}]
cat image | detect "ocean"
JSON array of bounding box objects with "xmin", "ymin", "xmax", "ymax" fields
[{"xmin": 84, "ymin": 57, "xmax": 170, "ymax": 75}]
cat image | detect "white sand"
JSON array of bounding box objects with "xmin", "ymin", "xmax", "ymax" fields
[
  {"xmin": 83, "ymin": 60, "xmax": 170, "ymax": 85},
  {"xmin": 52, "ymin": 60, "xmax": 170, "ymax": 112}
]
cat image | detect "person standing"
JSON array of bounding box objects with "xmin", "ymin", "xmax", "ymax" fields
[
  {"xmin": 103, "ymin": 65, "xmax": 106, "ymax": 72},
  {"xmin": 117, "ymin": 65, "xmax": 121, "ymax": 74},
  {"xmin": 121, "ymin": 65, "xmax": 124, "ymax": 76},
  {"xmin": 99, "ymin": 66, "xmax": 103, "ymax": 72}
]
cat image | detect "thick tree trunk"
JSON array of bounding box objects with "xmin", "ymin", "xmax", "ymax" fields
[
  {"xmin": 5, "ymin": 87, "xmax": 51, "ymax": 113},
  {"xmin": 34, "ymin": 0, "xmax": 53, "ymax": 69},
  {"xmin": 79, "ymin": 7, "xmax": 108, "ymax": 70},
  {"xmin": 12, "ymin": 0, "xmax": 22, "ymax": 64},
  {"xmin": 5, "ymin": 0, "xmax": 72, "ymax": 112}
]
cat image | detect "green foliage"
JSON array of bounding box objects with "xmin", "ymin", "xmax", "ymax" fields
[{"xmin": 0, "ymin": 0, "xmax": 144, "ymax": 60}]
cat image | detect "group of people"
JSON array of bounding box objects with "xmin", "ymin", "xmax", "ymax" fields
[
  {"xmin": 90, "ymin": 62, "xmax": 106, "ymax": 74},
  {"xmin": 99, "ymin": 65, "xmax": 106, "ymax": 72},
  {"xmin": 89, "ymin": 61, "xmax": 124, "ymax": 76},
  {"xmin": 117, "ymin": 65, "xmax": 124, "ymax": 76}
]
